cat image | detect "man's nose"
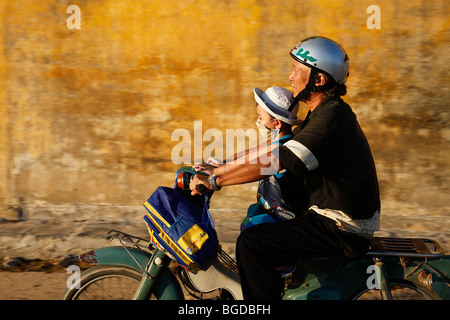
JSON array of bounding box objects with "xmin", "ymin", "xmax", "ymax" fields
[{"xmin": 288, "ymin": 70, "xmax": 294, "ymax": 82}]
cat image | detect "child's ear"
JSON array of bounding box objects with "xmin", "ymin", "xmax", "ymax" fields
[{"xmin": 275, "ymin": 119, "xmax": 283, "ymax": 129}]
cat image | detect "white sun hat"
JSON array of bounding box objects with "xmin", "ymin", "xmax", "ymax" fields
[{"xmin": 254, "ymin": 87, "xmax": 298, "ymax": 125}]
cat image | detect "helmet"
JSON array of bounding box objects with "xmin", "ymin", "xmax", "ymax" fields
[
  {"xmin": 290, "ymin": 36, "xmax": 349, "ymax": 84},
  {"xmin": 254, "ymin": 87, "xmax": 297, "ymax": 124}
]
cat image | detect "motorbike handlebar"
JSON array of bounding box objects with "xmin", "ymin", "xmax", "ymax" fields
[
  {"xmin": 196, "ymin": 184, "xmax": 207, "ymax": 194},
  {"xmin": 176, "ymin": 170, "xmax": 209, "ymax": 194}
]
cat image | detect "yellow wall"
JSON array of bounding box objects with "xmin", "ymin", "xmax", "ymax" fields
[{"xmin": 0, "ymin": 0, "xmax": 449, "ymax": 216}]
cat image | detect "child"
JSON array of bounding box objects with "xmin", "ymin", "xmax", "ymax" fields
[
  {"xmin": 241, "ymin": 86, "xmax": 298, "ymax": 231},
  {"xmin": 194, "ymin": 86, "xmax": 299, "ymax": 231}
]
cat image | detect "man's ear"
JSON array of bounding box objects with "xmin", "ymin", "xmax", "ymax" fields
[{"xmin": 315, "ymin": 73, "xmax": 328, "ymax": 87}]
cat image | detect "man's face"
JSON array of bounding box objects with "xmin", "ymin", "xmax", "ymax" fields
[{"xmin": 289, "ymin": 60, "xmax": 311, "ymax": 97}]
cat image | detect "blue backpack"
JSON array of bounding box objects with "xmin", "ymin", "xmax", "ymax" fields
[{"xmin": 143, "ymin": 174, "xmax": 218, "ymax": 274}]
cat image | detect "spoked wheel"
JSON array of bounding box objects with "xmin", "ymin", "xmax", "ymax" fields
[
  {"xmin": 61, "ymin": 265, "xmax": 157, "ymax": 300},
  {"xmin": 353, "ymin": 281, "xmax": 433, "ymax": 300}
]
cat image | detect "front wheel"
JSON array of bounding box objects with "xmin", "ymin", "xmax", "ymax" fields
[{"xmin": 61, "ymin": 265, "xmax": 157, "ymax": 300}]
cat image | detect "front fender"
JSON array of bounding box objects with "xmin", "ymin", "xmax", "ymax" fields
[
  {"xmin": 80, "ymin": 246, "xmax": 152, "ymax": 270},
  {"xmin": 80, "ymin": 246, "xmax": 184, "ymax": 300}
]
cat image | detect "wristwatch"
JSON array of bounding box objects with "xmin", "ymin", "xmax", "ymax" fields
[{"xmin": 208, "ymin": 174, "xmax": 221, "ymax": 191}]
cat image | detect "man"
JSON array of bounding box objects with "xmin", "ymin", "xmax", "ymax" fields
[{"xmin": 190, "ymin": 36, "xmax": 381, "ymax": 300}]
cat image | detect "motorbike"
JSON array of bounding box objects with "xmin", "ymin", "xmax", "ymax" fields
[{"xmin": 61, "ymin": 167, "xmax": 450, "ymax": 301}]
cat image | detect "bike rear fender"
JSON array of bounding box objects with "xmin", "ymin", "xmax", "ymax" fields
[
  {"xmin": 404, "ymin": 255, "xmax": 450, "ymax": 300},
  {"xmin": 80, "ymin": 246, "xmax": 184, "ymax": 300}
]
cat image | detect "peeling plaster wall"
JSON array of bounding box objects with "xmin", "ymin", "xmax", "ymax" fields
[{"xmin": 0, "ymin": 0, "xmax": 449, "ymax": 219}]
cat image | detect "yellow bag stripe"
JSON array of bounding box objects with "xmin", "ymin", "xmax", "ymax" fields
[
  {"xmin": 158, "ymin": 231, "xmax": 199, "ymax": 273},
  {"xmin": 144, "ymin": 201, "xmax": 171, "ymax": 228},
  {"xmin": 145, "ymin": 212, "xmax": 200, "ymax": 274}
]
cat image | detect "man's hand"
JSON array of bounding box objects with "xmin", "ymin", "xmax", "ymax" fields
[{"xmin": 189, "ymin": 173, "xmax": 213, "ymax": 196}]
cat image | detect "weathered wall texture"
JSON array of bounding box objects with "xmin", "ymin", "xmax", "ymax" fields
[{"xmin": 0, "ymin": 0, "xmax": 449, "ymax": 219}]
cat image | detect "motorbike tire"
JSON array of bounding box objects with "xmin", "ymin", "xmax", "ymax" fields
[{"xmin": 61, "ymin": 265, "xmax": 157, "ymax": 300}]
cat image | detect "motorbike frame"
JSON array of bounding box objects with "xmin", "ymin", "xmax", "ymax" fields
[{"xmin": 78, "ymin": 230, "xmax": 449, "ymax": 300}]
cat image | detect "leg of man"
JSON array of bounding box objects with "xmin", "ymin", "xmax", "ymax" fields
[{"xmin": 236, "ymin": 210, "xmax": 370, "ymax": 300}]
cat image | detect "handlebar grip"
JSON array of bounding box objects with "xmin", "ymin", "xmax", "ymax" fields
[{"xmin": 196, "ymin": 184, "xmax": 207, "ymax": 193}]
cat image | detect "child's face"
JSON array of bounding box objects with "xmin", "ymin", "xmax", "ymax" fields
[{"xmin": 256, "ymin": 104, "xmax": 276, "ymax": 129}]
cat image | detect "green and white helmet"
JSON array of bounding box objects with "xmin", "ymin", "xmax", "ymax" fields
[{"xmin": 290, "ymin": 36, "xmax": 349, "ymax": 84}]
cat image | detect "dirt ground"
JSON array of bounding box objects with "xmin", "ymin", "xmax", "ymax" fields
[{"xmin": 0, "ymin": 271, "xmax": 68, "ymax": 300}]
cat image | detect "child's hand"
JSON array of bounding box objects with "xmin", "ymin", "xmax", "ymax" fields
[{"xmin": 193, "ymin": 163, "xmax": 217, "ymax": 175}]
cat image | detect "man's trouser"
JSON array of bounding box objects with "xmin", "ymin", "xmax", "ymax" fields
[{"xmin": 235, "ymin": 210, "xmax": 370, "ymax": 300}]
